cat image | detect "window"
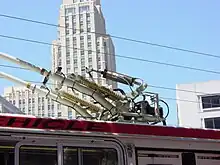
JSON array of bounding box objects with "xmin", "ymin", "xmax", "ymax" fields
[
  {"xmin": 65, "ymin": 7, "xmax": 75, "ymax": 15},
  {"xmin": 88, "ymin": 57, "xmax": 92, "ymax": 63},
  {"xmin": 87, "ymin": 35, "xmax": 91, "ymax": 40},
  {"xmin": 68, "ymin": 110, "xmax": 73, "ymax": 119},
  {"xmin": 66, "ymin": 38, "xmax": 70, "ymax": 45},
  {"xmin": 88, "ymin": 50, "xmax": 92, "ymax": 55},
  {"xmin": 20, "ymin": 146, "xmax": 57, "ymax": 165},
  {"xmin": 65, "ymin": 16, "xmax": 69, "ymax": 22},
  {"xmin": 66, "ymin": 29, "xmax": 70, "ymax": 35},
  {"xmin": 63, "ymin": 147, "xmax": 118, "ymax": 165},
  {"xmin": 88, "ymin": 42, "xmax": 92, "ymax": 49},
  {"xmin": 58, "ymin": 112, "xmax": 62, "ymax": 117},
  {"xmin": 80, "ymin": 36, "xmax": 84, "ymax": 41},
  {"xmin": 66, "ymin": 59, "xmax": 70, "ymax": 64},
  {"xmin": 74, "ymin": 59, "xmax": 77, "ymax": 65},
  {"xmin": 202, "ymin": 95, "xmax": 220, "ymax": 109},
  {"xmin": 79, "ymin": 6, "xmax": 90, "ymax": 13},
  {"xmin": 0, "ymin": 140, "xmax": 16, "ymax": 165},
  {"xmin": 204, "ymin": 117, "xmax": 220, "ymax": 129}
]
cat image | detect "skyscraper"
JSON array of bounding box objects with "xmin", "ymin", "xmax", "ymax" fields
[
  {"xmin": 3, "ymin": 0, "xmax": 117, "ymax": 119},
  {"xmin": 52, "ymin": 0, "xmax": 117, "ymax": 87},
  {"xmin": 51, "ymin": 0, "xmax": 117, "ymax": 117}
]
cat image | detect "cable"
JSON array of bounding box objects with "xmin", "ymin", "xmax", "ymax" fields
[
  {"xmin": 0, "ymin": 63, "xmax": 217, "ymax": 97},
  {"xmin": 2, "ymin": 77, "xmax": 220, "ymax": 107},
  {"xmin": 0, "ymin": 34, "xmax": 220, "ymax": 75},
  {"xmin": 159, "ymin": 99, "xmax": 169, "ymax": 119},
  {"xmin": 148, "ymin": 84, "xmax": 211, "ymax": 96},
  {"xmin": 0, "ymin": 13, "xmax": 220, "ymax": 60}
]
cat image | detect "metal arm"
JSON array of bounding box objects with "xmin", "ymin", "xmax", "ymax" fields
[
  {"xmin": 0, "ymin": 71, "xmax": 92, "ymax": 118},
  {"xmin": 0, "ymin": 52, "xmax": 125, "ymax": 114}
]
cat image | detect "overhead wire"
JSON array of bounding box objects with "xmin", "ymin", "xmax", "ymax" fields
[
  {"xmin": 0, "ymin": 75, "xmax": 217, "ymax": 106},
  {"xmin": 0, "ymin": 63, "xmax": 217, "ymax": 97},
  {"xmin": 1, "ymin": 34, "xmax": 220, "ymax": 75},
  {"xmin": 0, "ymin": 13, "xmax": 220, "ymax": 60},
  {"xmin": 0, "ymin": 14, "xmax": 219, "ymax": 107}
]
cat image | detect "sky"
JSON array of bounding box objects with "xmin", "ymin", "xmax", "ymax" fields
[{"xmin": 0, "ymin": 0, "xmax": 220, "ymax": 126}]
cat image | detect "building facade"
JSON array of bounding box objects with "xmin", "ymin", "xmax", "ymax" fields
[
  {"xmin": 52, "ymin": 0, "xmax": 117, "ymax": 86},
  {"xmin": 176, "ymin": 80, "xmax": 220, "ymax": 129},
  {"xmin": 3, "ymin": 86, "xmax": 64, "ymax": 118},
  {"xmin": 2, "ymin": 0, "xmax": 117, "ymax": 119},
  {"xmin": 51, "ymin": 0, "xmax": 117, "ymax": 117},
  {"xmin": 0, "ymin": 95, "xmax": 24, "ymax": 114}
]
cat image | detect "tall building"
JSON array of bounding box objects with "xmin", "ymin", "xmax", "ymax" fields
[
  {"xmin": 51, "ymin": 0, "xmax": 117, "ymax": 117},
  {"xmin": 52, "ymin": 0, "xmax": 116, "ymax": 86},
  {"xmin": 2, "ymin": 0, "xmax": 117, "ymax": 119},
  {"xmin": 176, "ymin": 80, "xmax": 220, "ymax": 129}
]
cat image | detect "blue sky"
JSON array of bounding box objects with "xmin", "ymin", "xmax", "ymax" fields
[{"xmin": 0, "ymin": 0, "xmax": 220, "ymax": 126}]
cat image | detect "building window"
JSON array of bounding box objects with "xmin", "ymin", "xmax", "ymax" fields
[
  {"xmin": 88, "ymin": 57, "xmax": 92, "ymax": 63},
  {"xmin": 80, "ymin": 36, "xmax": 84, "ymax": 41},
  {"xmin": 88, "ymin": 35, "xmax": 91, "ymax": 40},
  {"xmin": 201, "ymin": 95, "xmax": 220, "ymax": 109},
  {"xmin": 66, "ymin": 29, "xmax": 69, "ymax": 35},
  {"xmin": 204, "ymin": 117, "xmax": 220, "ymax": 129},
  {"xmin": 66, "ymin": 59, "xmax": 70, "ymax": 64},
  {"xmin": 88, "ymin": 42, "xmax": 92, "ymax": 49},
  {"xmin": 74, "ymin": 59, "xmax": 77, "ymax": 65},
  {"xmin": 68, "ymin": 110, "xmax": 73, "ymax": 119},
  {"xmin": 66, "ymin": 38, "xmax": 70, "ymax": 45},
  {"xmin": 79, "ymin": 5, "xmax": 90, "ymax": 13},
  {"xmin": 88, "ymin": 50, "xmax": 92, "ymax": 55},
  {"xmin": 58, "ymin": 112, "xmax": 62, "ymax": 117},
  {"xmin": 65, "ymin": 7, "xmax": 75, "ymax": 15},
  {"xmin": 66, "ymin": 23, "xmax": 69, "ymax": 28},
  {"xmin": 80, "ymin": 43, "xmax": 84, "ymax": 48},
  {"xmin": 73, "ymin": 15, "xmax": 76, "ymax": 22},
  {"xmin": 67, "ymin": 68, "xmax": 71, "ymax": 74},
  {"xmin": 65, "ymin": 16, "xmax": 69, "ymax": 22}
]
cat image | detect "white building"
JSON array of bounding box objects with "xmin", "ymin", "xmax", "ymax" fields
[
  {"xmin": 52, "ymin": 0, "xmax": 116, "ymax": 86},
  {"xmin": 2, "ymin": 0, "xmax": 117, "ymax": 119},
  {"xmin": 3, "ymin": 86, "xmax": 64, "ymax": 118},
  {"xmin": 51, "ymin": 0, "xmax": 117, "ymax": 117},
  {"xmin": 176, "ymin": 80, "xmax": 220, "ymax": 129}
]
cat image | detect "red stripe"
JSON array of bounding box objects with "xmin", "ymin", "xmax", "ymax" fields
[{"xmin": 0, "ymin": 115, "xmax": 219, "ymax": 140}]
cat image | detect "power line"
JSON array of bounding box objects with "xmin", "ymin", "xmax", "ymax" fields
[
  {"xmin": 0, "ymin": 62, "xmax": 215, "ymax": 96},
  {"xmin": 8, "ymin": 79, "xmax": 220, "ymax": 106},
  {"xmin": 0, "ymin": 63, "xmax": 212, "ymax": 95},
  {"xmin": 0, "ymin": 13, "xmax": 220, "ymax": 60},
  {"xmin": 0, "ymin": 69, "xmax": 216, "ymax": 106},
  {"xmin": 1, "ymin": 34, "xmax": 220, "ymax": 75},
  {"xmin": 147, "ymin": 84, "xmax": 210, "ymax": 96}
]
